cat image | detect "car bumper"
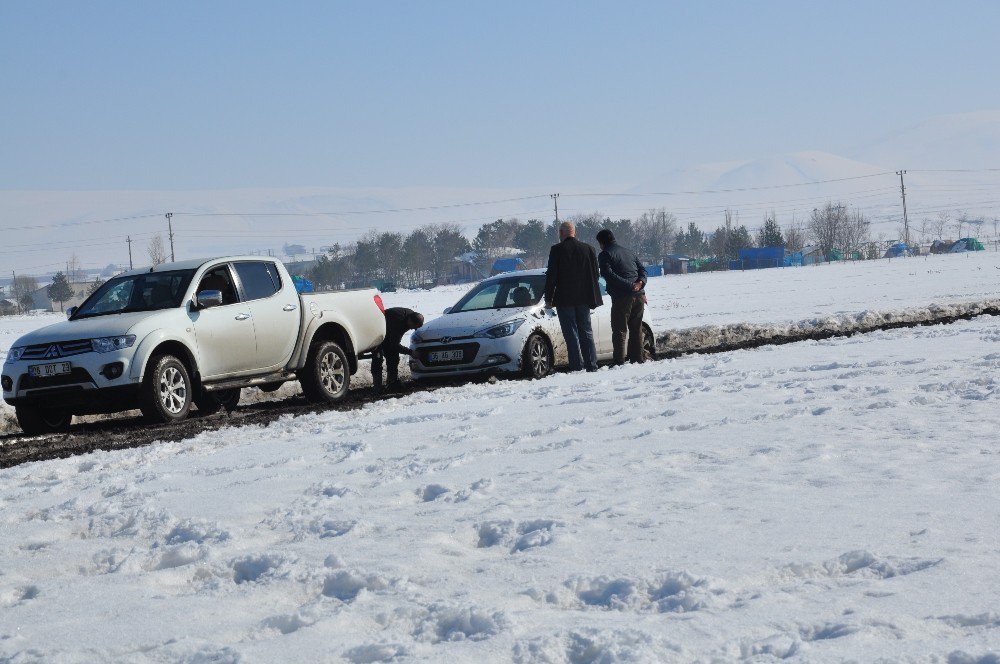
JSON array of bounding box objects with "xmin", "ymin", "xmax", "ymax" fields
[
  {"xmin": 2, "ymin": 350, "xmax": 142, "ymax": 414},
  {"xmin": 409, "ymin": 336, "xmax": 523, "ymax": 379}
]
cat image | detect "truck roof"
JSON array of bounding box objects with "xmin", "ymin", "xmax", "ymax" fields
[{"xmin": 118, "ymin": 256, "xmax": 279, "ymax": 277}]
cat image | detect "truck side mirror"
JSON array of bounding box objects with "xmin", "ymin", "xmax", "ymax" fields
[
  {"xmin": 195, "ymin": 290, "xmax": 224, "ymax": 309},
  {"xmin": 443, "ymin": 306, "xmax": 452, "ymax": 314},
  {"xmin": 66, "ymin": 306, "xmax": 77, "ymax": 319}
]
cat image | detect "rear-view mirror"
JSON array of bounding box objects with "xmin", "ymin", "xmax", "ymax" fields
[
  {"xmin": 195, "ymin": 290, "xmax": 224, "ymax": 309},
  {"xmin": 66, "ymin": 306, "xmax": 77, "ymax": 319}
]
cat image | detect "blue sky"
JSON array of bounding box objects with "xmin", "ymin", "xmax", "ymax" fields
[{"xmin": 2, "ymin": 0, "xmax": 999, "ymax": 190}]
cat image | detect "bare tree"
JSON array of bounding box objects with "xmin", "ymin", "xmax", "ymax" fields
[
  {"xmin": 807, "ymin": 203, "xmax": 870, "ymax": 257},
  {"xmin": 931, "ymin": 212, "xmax": 950, "ymax": 240},
  {"xmin": 784, "ymin": 217, "xmax": 806, "ymax": 253},
  {"xmin": 12, "ymin": 275, "xmax": 38, "ymax": 314},
  {"xmin": 634, "ymin": 208, "xmax": 677, "ymax": 262},
  {"xmin": 148, "ymin": 234, "xmax": 167, "ymax": 266},
  {"xmin": 955, "ymin": 212, "xmax": 969, "ymax": 239}
]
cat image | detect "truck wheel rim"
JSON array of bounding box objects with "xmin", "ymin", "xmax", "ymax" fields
[
  {"xmin": 320, "ymin": 351, "xmax": 345, "ymax": 394},
  {"xmin": 159, "ymin": 366, "xmax": 187, "ymax": 414},
  {"xmin": 530, "ymin": 338, "xmax": 549, "ymax": 376}
]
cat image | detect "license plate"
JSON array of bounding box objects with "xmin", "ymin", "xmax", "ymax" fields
[
  {"xmin": 29, "ymin": 362, "xmax": 72, "ymax": 378},
  {"xmin": 428, "ymin": 350, "xmax": 463, "ymax": 363}
]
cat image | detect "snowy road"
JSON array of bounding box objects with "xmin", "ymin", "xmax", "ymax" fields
[{"xmin": 2, "ymin": 315, "xmax": 999, "ymax": 661}]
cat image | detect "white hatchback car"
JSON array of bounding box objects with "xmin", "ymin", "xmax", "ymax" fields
[{"xmin": 409, "ymin": 268, "xmax": 656, "ymax": 380}]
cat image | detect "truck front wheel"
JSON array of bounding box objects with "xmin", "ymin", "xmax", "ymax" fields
[
  {"xmin": 15, "ymin": 405, "xmax": 72, "ymax": 435},
  {"xmin": 300, "ymin": 341, "xmax": 350, "ymax": 403},
  {"xmin": 140, "ymin": 354, "xmax": 192, "ymax": 424}
]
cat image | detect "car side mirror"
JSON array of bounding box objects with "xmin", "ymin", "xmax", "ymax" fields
[
  {"xmin": 195, "ymin": 290, "xmax": 223, "ymax": 309},
  {"xmin": 443, "ymin": 306, "xmax": 452, "ymax": 314},
  {"xmin": 66, "ymin": 306, "xmax": 78, "ymax": 319}
]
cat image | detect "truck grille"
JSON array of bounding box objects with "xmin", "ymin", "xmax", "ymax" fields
[{"xmin": 20, "ymin": 339, "xmax": 93, "ymax": 360}]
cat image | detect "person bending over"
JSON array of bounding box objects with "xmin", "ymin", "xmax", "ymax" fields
[{"xmin": 372, "ymin": 307, "xmax": 424, "ymax": 394}]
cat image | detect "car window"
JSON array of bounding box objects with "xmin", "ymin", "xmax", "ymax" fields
[
  {"xmin": 197, "ymin": 265, "xmax": 240, "ymax": 305},
  {"xmin": 450, "ymin": 274, "xmax": 546, "ymax": 313},
  {"xmin": 234, "ymin": 261, "xmax": 281, "ymax": 301}
]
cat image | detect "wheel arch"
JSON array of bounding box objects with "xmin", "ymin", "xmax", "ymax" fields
[
  {"xmin": 306, "ymin": 322, "xmax": 358, "ymax": 374},
  {"xmin": 143, "ymin": 340, "xmax": 200, "ymax": 389}
]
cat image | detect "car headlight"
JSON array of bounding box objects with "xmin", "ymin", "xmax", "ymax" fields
[
  {"xmin": 4, "ymin": 347, "xmax": 25, "ymax": 363},
  {"xmin": 477, "ymin": 319, "xmax": 526, "ymax": 339},
  {"xmin": 91, "ymin": 335, "xmax": 137, "ymax": 353}
]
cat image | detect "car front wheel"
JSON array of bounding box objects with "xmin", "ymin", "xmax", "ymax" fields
[
  {"xmin": 140, "ymin": 354, "xmax": 193, "ymax": 424},
  {"xmin": 522, "ymin": 333, "xmax": 553, "ymax": 379},
  {"xmin": 642, "ymin": 325, "xmax": 657, "ymax": 362}
]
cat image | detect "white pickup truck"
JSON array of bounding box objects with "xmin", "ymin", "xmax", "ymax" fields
[{"xmin": 2, "ymin": 256, "xmax": 386, "ymax": 434}]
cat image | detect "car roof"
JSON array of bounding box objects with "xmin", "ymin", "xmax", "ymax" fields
[
  {"xmin": 117, "ymin": 255, "xmax": 277, "ymax": 277},
  {"xmin": 483, "ymin": 268, "xmax": 546, "ymax": 282}
]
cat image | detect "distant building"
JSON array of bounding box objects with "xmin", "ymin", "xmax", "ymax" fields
[
  {"xmin": 663, "ymin": 254, "xmax": 691, "ymax": 274},
  {"xmin": 0, "ymin": 298, "xmax": 17, "ymax": 316},
  {"xmin": 29, "ymin": 280, "xmax": 99, "ymax": 312}
]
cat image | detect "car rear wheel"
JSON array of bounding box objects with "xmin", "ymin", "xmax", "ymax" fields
[
  {"xmin": 15, "ymin": 405, "xmax": 72, "ymax": 435},
  {"xmin": 522, "ymin": 333, "xmax": 553, "ymax": 379},
  {"xmin": 300, "ymin": 341, "xmax": 350, "ymax": 403},
  {"xmin": 140, "ymin": 354, "xmax": 192, "ymax": 424}
]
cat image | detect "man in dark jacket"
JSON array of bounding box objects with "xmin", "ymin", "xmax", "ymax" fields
[
  {"xmin": 543, "ymin": 221, "xmax": 603, "ymax": 372},
  {"xmin": 597, "ymin": 229, "xmax": 647, "ymax": 365},
  {"xmin": 372, "ymin": 307, "xmax": 424, "ymax": 394}
]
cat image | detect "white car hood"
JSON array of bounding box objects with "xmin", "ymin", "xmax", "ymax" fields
[
  {"xmin": 12, "ymin": 311, "xmax": 165, "ymax": 346},
  {"xmin": 419, "ymin": 308, "xmax": 534, "ymax": 340}
]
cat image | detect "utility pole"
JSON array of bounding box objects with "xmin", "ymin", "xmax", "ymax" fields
[
  {"xmin": 896, "ymin": 170, "xmax": 909, "ymax": 248},
  {"xmin": 166, "ymin": 212, "xmax": 176, "ymax": 262},
  {"xmin": 550, "ymin": 193, "xmax": 560, "ymax": 223},
  {"xmin": 126, "ymin": 236, "xmax": 133, "ymax": 269}
]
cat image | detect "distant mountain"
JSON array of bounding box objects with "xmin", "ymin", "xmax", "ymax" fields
[{"xmin": 853, "ymin": 110, "xmax": 1000, "ymax": 170}]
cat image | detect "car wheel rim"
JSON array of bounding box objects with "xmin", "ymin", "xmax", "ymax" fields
[
  {"xmin": 320, "ymin": 351, "xmax": 345, "ymax": 394},
  {"xmin": 644, "ymin": 331, "xmax": 655, "ymax": 358},
  {"xmin": 159, "ymin": 366, "xmax": 187, "ymax": 414},
  {"xmin": 530, "ymin": 338, "xmax": 549, "ymax": 377}
]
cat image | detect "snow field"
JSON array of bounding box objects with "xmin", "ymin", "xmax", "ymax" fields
[{"xmin": 1, "ymin": 315, "xmax": 1000, "ymax": 660}]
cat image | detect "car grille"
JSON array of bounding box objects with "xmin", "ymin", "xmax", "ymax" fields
[
  {"xmin": 417, "ymin": 343, "xmax": 480, "ymax": 366},
  {"xmin": 20, "ymin": 339, "xmax": 92, "ymax": 360},
  {"xmin": 417, "ymin": 333, "xmax": 476, "ymax": 344},
  {"xmin": 19, "ymin": 368, "xmax": 96, "ymax": 391}
]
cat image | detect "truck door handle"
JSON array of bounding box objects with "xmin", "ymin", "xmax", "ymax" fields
[
  {"xmin": 235, "ymin": 313, "xmax": 251, "ymax": 321},
  {"xmin": 283, "ymin": 304, "xmax": 297, "ymax": 311}
]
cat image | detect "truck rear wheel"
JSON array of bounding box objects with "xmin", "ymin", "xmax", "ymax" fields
[
  {"xmin": 15, "ymin": 405, "xmax": 72, "ymax": 435},
  {"xmin": 140, "ymin": 354, "xmax": 192, "ymax": 424},
  {"xmin": 300, "ymin": 341, "xmax": 350, "ymax": 403}
]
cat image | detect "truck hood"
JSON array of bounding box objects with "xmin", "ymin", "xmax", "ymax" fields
[
  {"xmin": 12, "ymin": 311, "xmax": 164, "ymax": 346},
  {"xmin": 417, "ymin": 308, "xmax": 537, "ymax": 341}
]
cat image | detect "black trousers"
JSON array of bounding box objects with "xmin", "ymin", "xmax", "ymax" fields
[
  {"xmin": 371, "ymin": 345, "xmax": 400, "ymax": 388},
  {"xmin": 610, "ymin": 295, "xmax": 645, "ymax": 364}
]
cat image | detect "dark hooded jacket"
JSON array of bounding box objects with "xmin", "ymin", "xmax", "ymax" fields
[{"xmin": 598, "ymin": 242, "xmax": 647, "ymax": 299}]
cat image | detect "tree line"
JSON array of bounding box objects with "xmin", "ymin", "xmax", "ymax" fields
[{"xmin": 306, "ymin": 203, "xmax": 885, "ymax": 288}]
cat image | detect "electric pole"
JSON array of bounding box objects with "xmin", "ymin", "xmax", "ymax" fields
[
  {"xmin": 166, "ymin": 212, "xmax": 176, "ymax": 262},
  {"xmin": 550, "ymin": 193, "xmax": 560, "ymax": 223},
  {"xmin": 896, "ymin": 170, "xmax": 909, "ymax": 248},
  {"xmin": 126, "ymin": 235, "xmax": 133, "ymax": 269}
]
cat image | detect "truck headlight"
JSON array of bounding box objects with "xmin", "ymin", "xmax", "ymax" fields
[
  {"xmin": 5, "ymin": 347, "xmax": 25, "ymax": 363},
  {"xmin": 477, "ymin": 319, "xmax": 526, "ymax": 339},
  {"xmin": 91, "ymin": 335, "xmax": 136, "ymax": 353}
]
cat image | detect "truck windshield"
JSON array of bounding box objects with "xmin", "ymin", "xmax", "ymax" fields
[
  {"xmin": 450, "ymin": 274, "xmax": 546, "ymax": 313},
  {"xmin": 72, "ymin": 270, "xmax": 196, "ymax": 319}
]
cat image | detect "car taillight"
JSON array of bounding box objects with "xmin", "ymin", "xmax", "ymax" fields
[{"xmin": 374, "ymin": 294, "xmax": 385, "ymax": 313}]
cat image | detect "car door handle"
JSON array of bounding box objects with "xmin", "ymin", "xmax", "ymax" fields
[
  {"xmin": 235, "ymin": 313, "xmax": 251, "ymax": 321},
  {"xmin": 283, "ymin": 304, "xmax": 297, "ymax": 311}
]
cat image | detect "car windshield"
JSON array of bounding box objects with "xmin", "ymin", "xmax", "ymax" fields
[
  {"xmin": 450, "ymin": 274, "xmax": 546, "ymax": 313},
  {"xmin": 72, "ymin": 270, "xmax": 196, "ymax": 319}
]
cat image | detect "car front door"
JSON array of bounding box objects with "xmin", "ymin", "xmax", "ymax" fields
[
  {"xmin": 232, "ymin": 261, "xmax": 298, "ymax": 371},
  {"xmin": 189, "ymin": 263, "xmax": 259, "ymax": 378}
]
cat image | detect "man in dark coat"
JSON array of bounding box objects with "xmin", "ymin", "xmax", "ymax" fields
[
  {"xmin": 372, "ymin": 307, "xmax": 424, "ymax": 394},
  {"xmin": 597, "ymin": 229, "xmax": 647, "ymax": 365},
  {"xmin": 543, "ymin": 221, "xmax": 603, "ymax": 372}
]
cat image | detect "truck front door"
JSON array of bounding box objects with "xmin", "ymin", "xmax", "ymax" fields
[{"xmin": 189, "ymin": 263, "xmax": 259, "ymax": 378}]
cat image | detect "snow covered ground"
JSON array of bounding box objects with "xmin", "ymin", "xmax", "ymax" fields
[{"xmin": 1, "ymin": 252, "xmax": 999, "ymax": 661}]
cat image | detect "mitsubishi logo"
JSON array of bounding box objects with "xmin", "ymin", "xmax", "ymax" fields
[
  {"xmin": 440, "ymin": 336, "xmax": 453, "ymax": 344},
  {"xmin": 43, "ymin": 345, "xmax": 61, "ymax": 359}
]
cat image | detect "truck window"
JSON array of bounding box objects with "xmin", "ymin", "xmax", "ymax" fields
[
  {"xmin": 197, "ymin": 266, "xmax": 240, "ymax": 305},
  {"xmin": 234, "ymin": 261, "xmax": 281, "ymax": 301}
]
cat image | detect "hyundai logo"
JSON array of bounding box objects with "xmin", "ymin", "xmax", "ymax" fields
[
  {"xmin": 440, "ymin": 336, "xmax": 453, "ymax": 344},
  {"xmin": 43, "ymin": 345, "xmax": 61, "ymax": 359}
]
